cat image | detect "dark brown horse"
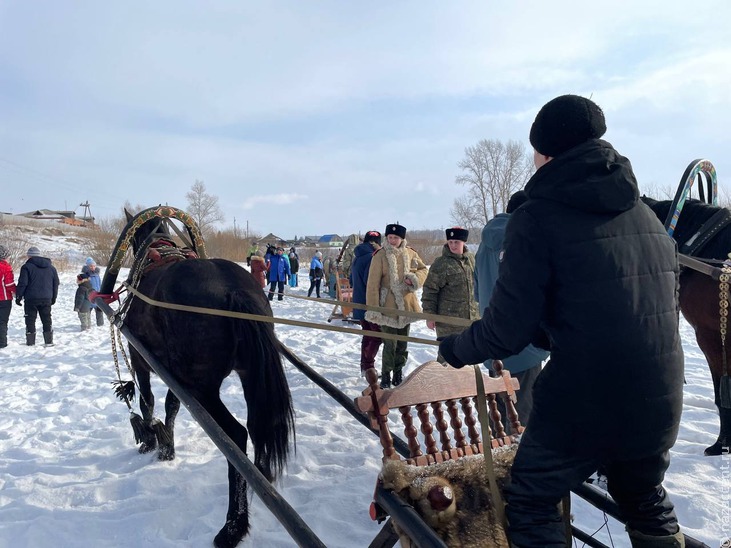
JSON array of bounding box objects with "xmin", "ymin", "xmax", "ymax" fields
[
  {"xmin": 642, "ymin": 196, "xmax": 731, "ymax": 456},
  {"xmin": 114, "ymin": 209, "xmax": 296, "ymax": 547}
]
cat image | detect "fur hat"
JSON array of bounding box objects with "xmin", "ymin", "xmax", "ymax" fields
[
  {"xmin": 385, "ymin": 223, "xmax": 407, "ymax": 239},
  {"xmin": 27, "ymin": 246, "xmax": 42, "ymax": 258},
  {"xmin": 445, "ymin": 227, "xmax": 468, "ymax": 242},
  {"xmin": 77, "ymin": 273, "xmax": 89, "ymax": 282},
  {"xmin": 363, "ymin": 230, "xmax": 382, "ymax": 245},
  {"xmin": 529, "ymin": 94, "xmax": 606, "ymax": 157},
  {"xmin": 506, "ymin": 191, "xmax": 528, "ymax": 213},
  {"xmin": 0, "ymin": 245, "xmax": 9, "ymax": 260}
]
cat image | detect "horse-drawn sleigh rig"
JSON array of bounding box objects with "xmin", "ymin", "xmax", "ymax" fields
[{"xmin": 88, "ymin": 185, "xmax": 719, "ymax": 547}]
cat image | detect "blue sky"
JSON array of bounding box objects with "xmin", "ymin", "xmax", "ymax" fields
[{"xmin": 1, "ymin": 1, "xmax": 729, "ymax": 238}]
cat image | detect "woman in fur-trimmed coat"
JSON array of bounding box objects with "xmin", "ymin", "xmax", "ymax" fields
[{"xmin": 365, "ymin": 223, "xmax": 428, "ymax": 388}]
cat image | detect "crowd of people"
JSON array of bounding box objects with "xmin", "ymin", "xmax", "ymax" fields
[{"xmin": 0, "ymin": 93, "xmax": 687, "ymax": 547}]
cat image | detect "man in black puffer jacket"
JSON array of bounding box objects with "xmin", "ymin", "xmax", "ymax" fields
[
  {"xmin": 439, "ymin": 95, "xmax": 684, "ymax": 547},
  {"xmin": 15, "ymin": 246, "xmax": 59, "ymax": 346}
]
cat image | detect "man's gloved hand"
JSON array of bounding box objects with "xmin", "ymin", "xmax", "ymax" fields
[
  {"xmin": 438, "ymin": 334, "xmax": 467, "ymax": 368},
  {"xmin": 15, "ymin": 298, "xmax": 21, "ymax": 306}
]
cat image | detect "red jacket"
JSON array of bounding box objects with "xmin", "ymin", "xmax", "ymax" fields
[
  {"xmin": 0, "ymin": 260, "xmax": 16, "ymax": 301},
  {"xmin": 250, "ymin": 256, "xmax": 268, "ymax": 288}
]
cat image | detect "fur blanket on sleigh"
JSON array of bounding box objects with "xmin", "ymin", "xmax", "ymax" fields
[{"xmin": 379, "ymin": 445, "xmax": 517, "ymax": 548}]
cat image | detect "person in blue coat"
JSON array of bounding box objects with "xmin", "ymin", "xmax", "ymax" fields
[
  {"xmin": 267, "ymin": 247, "xmax": 290, "ymax": 301},
  {"xmin": 474, "ymin": 191, "xmax": 549, "ymax": 431},
  {"xmin": 307, "ymin": 252, "xmax": 323, "ymax": 298},
  {"xmin": 350, "ymin": 231, "xmax": 382, "ymax": 375}
]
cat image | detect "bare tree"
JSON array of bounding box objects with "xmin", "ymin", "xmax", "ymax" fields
[
  {"xmin": 450, "ymin": 139, "xmax": 534, "ymax": 230},
  {"xmin": 185, "ymin": 180, "xmax": 225, "ymax": 235}
]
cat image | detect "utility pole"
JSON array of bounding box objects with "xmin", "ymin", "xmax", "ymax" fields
[
  {"xmin": 79, "ymin": 201, "xmax": 93, "ymax": 227},
  {"xmin": 233, "ymin": 217, "xmax": 238, "ymax": 238}
]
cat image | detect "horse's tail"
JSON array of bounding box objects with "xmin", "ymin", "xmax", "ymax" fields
[{"xmin": 230, "ymin": 289, "xmax": 295, "ymax": 482}]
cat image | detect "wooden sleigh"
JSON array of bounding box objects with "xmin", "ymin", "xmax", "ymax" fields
[
  {"xmin": 327, "ymin": 275, "xmax": 356, "ymax": 323},
  {"xmin": 355, "ymin": 360, "xmax": 525, "ymax": 548}
]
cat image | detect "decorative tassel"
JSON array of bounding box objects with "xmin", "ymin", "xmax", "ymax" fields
[
  {"xmin": 152, "ymin": 418, "xmax": 173, "ymax": 446},
  {"xmin": 112, "ymin": 380, "xmax": 136, "ymax": 402},
  {"xmin": 130, "ymin": 412, "xmax": 146, "ymax": 444},
  {"xmin": 720, "ymin": 375, "xmax": 731, "ymax": 408}
]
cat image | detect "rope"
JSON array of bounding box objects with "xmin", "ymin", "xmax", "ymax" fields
[
  {"xmin": 123, "ymin": 283, "xmax": 442, "ymax": 347},
  {"xmin": 277, "ymin": 289, "xmax": 473, "ymax": 327}
]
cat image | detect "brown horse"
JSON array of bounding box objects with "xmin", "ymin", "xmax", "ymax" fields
[{"xmin": 642, "ymin": 196, "xmax": 731, "ymax": 456}]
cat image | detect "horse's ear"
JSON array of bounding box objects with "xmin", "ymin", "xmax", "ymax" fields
[{"xmin": 124, "ymin": 208, "xmax": 133, "ymax": 222}]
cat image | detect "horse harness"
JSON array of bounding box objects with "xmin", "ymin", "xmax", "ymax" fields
[{"xmin": 679, "ymin": 207, "xmax": 731, "ymax": 256}]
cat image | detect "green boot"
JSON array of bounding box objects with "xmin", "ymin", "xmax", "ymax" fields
[{"xmin": 628, "ymin": 528, "xmax": 684, "ymax": 548}]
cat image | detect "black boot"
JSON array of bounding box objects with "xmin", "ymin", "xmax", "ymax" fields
[
  {"xmin": 43, "ymin": 331, "xmax": 54, "ymax": 347},
  {"xmin": 380, "ymin": 371, "xmax": 392, "ymax": 389},
  {"xmin": 393, "ymin": 369, "xmax": 403, "ymax": 386},
  {"xmin": 26, "ymin": 332, "xmax": 36, "ymax": 346}
]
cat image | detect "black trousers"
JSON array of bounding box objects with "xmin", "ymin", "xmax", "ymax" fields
[
  {"xmin": 505, "ymin": 428, "xmax": 679, "ymax": 547},
  {"xmin": 24, "ymin": 300, "xmax": 53, "ymax": 334},
  {"xmin": 268, "ymin": 280, "xmax": 285, "ymax": 300},
  {"xmin": 307, "ymin": 278, "xmax": 321, "ymax": 298},
  {"xmin": 0, "ymin": 300, "xmax": 11, "ymax": 347}
]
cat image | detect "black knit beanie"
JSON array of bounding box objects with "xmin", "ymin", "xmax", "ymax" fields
[{"xmin": 529, "ymin": 95, "xmax": 607, "ymax": 157}]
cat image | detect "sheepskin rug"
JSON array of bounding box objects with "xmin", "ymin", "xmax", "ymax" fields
[{"xmin": 379, "ymin": 445, "xmax": 517, "ymax": 548}]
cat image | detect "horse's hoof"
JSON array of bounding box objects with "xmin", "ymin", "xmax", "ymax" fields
[
  {"xmin": 704, "ymin": 441, "xmax": 727, "ymax": 456},
  {"xmin": 157, "ymin": 446, "xmax": 176, "ymax": 461},
  {"xmin": 214, "ymin": 518, "xmax": 249, "ymax": 548},
  {"xmin": 139, "ymin": 441, "xmax": 157, "ymax": 454}
]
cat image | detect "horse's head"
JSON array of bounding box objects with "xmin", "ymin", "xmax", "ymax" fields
[{"xmin": 125, "ymin": 208, "xmax": 171, "ymax": 256}]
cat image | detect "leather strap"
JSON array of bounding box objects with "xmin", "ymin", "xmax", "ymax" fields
[{"xmin": 474, "ymin": 364, "xmax": 508, "ymax": 536}]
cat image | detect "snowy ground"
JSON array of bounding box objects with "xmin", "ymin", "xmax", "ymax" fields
[{"xmin": 0, "ymin": 259, "xmax": 728, "ymax": 547}]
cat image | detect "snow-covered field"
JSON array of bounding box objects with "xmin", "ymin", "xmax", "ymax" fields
[{"xmin": 0, "ymin": 232, "xmax": 728, "ymax": 547}]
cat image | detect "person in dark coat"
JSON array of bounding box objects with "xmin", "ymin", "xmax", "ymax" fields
[
  {"xmin": 267, "ymin": 247, "xmax": 291, "ymax": 301},
  {"xmin": 74, "ymin": 273, "xmax": 93, "ymax": 331},
  {"xmin": 350, "ymin": 230, "xmax": 382, "ymax": 375},
  {"xmin": 439, "ymin": 95, "xmax": 684, "ymax": 547},
  {"xmin": 15, "ymin": 246, "xmax": 60, "ymax": 346},
  {"xmin": 288, "ymin": 252, "xmax": 299, "ymax": 288}
]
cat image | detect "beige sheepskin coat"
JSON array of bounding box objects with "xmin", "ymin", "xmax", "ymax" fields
[{"xmin": 365, "ymin": 239, "xmax": 428, "ymax": 329}]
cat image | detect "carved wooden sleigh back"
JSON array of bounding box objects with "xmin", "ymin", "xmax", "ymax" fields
[{"xmin": 355, "ymin": 360, "xmax": 523, "ymax": 548}]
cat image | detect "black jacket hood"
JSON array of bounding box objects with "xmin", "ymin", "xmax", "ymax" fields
[
  {"xmin": 27, "ymin": 256, "xmax": 53, "ymax": 269},
  {"xmin": 526, "ymin": 139, "xmax": 639, "ymax": 214}
]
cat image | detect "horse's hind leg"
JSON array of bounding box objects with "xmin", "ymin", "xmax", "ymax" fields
[
  {"xmin": 693, "ymin": 328, "xmax": 731, "ymax": 456},
  {"xmin": 198, "ymin": 393, "xmax": 251, "ymax": 548},
  {"xmin": 705, "ymin": 370, "xmax": 731, "ymax": 456},
  {"xmin": 156, "ymin": 389, "xmax": 180, "ymax": 461}
]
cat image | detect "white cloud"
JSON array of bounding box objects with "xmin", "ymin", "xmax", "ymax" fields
[{"xmin": 240, "ymin": 194, "xmax": 308, "ymax": 210}]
